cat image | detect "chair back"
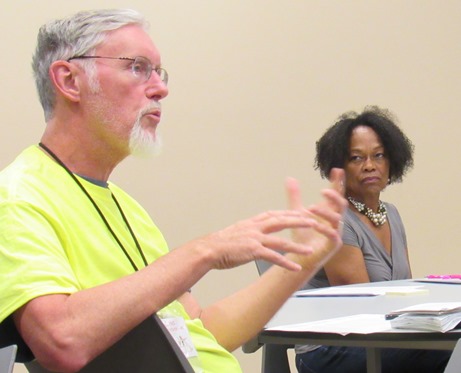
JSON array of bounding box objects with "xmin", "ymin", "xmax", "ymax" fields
[
  {"xmin": 0, "ymin": 345, "xmax": 17, "ymax": 373},
  {"xmin": 255, "ymin": 259, "xmax": 272, "ymax": 276},
  {"xmin": 21, "ymin": 314, "xmax": 195, "ymax": 373},
  {"xmin": 0, "ymin": 316, "xmax": 33, "ymax": 363}
]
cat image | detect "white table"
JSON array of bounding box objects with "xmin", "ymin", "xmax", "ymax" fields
[{"xmin": 243, "ymin": 279, "xmax": 461, "ymax": 373}]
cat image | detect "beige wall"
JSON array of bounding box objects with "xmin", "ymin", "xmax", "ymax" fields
[{"xmin": 2, "ymin": 1, "xmax": 460, "ymax": 372}]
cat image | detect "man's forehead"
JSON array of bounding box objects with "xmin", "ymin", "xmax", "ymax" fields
[{"xmin": 97, "ymin": 25, "xmax": 160, "ymax": 60}]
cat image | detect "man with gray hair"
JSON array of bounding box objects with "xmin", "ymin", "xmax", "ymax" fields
[{"xmin": 0, "ymin": 8, "xmax": 345, "ymax": 372}]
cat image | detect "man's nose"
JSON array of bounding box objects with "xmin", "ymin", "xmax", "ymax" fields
[{"xmin": 146, "ymin": 75, "xmax": 169, "ymax": 101}]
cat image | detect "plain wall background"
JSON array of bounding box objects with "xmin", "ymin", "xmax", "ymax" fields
[{"xmin": 2, "ymin": 1, "xmax": 460, "ymax": 372}]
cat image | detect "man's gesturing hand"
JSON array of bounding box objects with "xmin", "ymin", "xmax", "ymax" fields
[
  {"xmin": 285, "ymin": 168, "xmax": 347, "ymax": 269},
  {"xmin": 191, "ymin": 209, "xmax": 318, "ymax": 272}
]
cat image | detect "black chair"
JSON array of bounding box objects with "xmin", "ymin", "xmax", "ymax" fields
[{"xmin": 1, "ymin": 314, "xmax": 195, "ymax": 373}]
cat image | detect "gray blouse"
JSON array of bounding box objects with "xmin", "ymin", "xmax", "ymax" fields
[
  {"xmin": 305, "ymin": 202, "xmax": 411, "ymax": 290},
  {"xmin": 296, "ymin": 202, "xmax": 412, "ymax": 355}
]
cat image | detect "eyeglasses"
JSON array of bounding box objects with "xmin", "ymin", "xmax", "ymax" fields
[{"xmin": 67, "ymin": 55, "xmax": 168, "ymax": 85}]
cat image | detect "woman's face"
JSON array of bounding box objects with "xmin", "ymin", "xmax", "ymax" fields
[{"xmin": 344, "ymin": 125, "xmax": 390, "ymax": 200}]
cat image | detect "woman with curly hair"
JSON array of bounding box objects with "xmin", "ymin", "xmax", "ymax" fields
[{"xmin": 295, "ymin": 106, "xmax": 451, "ymax": 373}]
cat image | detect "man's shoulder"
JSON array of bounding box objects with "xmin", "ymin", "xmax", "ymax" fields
[{"xmin": 0, "ymin": 146, "xmax": 68, "ymax": 202}]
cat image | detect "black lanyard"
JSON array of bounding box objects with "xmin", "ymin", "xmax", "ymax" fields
[{"xmin": 38, "ymin": 142, "xmax": 148, "ymax": 271}]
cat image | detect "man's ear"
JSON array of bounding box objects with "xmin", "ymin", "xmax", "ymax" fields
[{"xmin": 49, "ymin": 60, "xmax": 82, "ymax": 103}]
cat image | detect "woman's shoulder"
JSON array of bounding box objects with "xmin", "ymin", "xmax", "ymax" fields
[
  {"xmin": 382, "ymin": 201, "xmax": 405, "ymax": 225},
  {"xmin": 383, "ymin": 201, "xmax": 399, "ymax": 214}
]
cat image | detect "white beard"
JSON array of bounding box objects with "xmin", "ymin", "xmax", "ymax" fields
[{"xmin": 129, "ymin": 102, "xmax": 163, "ymax": 158}]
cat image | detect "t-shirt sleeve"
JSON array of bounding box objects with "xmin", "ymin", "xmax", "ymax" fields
[{"xmin": 0, "ymin": 200, "xmax": 79, "ymax": 322}]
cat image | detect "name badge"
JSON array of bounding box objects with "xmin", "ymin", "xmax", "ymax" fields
[{"xmin": 161, "ymin": 316, "xmax": 198, "ymax": 358}]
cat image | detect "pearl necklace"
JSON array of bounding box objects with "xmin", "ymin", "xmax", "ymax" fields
[{"xmin": 347, "ymin": 196, "xmax": 387, "ymax": 227}]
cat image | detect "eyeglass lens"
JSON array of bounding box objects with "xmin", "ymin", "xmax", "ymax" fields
[{"xmin": 133, "ymin": 56, "xmax": 168, "ymax": 85}]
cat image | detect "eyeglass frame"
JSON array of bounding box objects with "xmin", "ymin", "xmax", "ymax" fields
[{"xmin": 66, "ymin": 55, "xmax": 169, "ymax": 85}]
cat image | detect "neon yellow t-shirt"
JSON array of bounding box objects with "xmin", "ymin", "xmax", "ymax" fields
[{"xmin": 0, "ymin": 146, "xmax": 242, "ymax": 373}]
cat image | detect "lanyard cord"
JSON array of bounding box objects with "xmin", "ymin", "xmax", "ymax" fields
[{"xmin": 38, "ymin": 142, "xmax": 148, "ymax": 271}]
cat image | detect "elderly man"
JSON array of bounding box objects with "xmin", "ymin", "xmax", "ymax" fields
[{"xmin": 0, "ymin": 8, "xmax": 345, "ymax": 373}]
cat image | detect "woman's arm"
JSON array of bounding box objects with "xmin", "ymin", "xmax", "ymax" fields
[{"xmin": 323, "ymin": 244, "xmax": 370, "ymax": 285}]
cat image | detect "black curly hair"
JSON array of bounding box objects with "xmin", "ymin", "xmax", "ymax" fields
[{"xmin": 314, "ymin": 106, "xmax": 414, "ymax": 184}]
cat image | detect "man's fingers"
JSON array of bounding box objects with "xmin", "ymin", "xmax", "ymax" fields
[
  {"xmin": 285, "ymin": 177, "xmax": 303, "ymax": 210},
  {"xmin": 309, "ymin": 205, "xmax": 343, "ymax": 230},
  {"xmin": 314, "ymin": 188, "xmax": 347, "ymax": 211},
  {"xmin": 253, "ymin": 210, "xmax": 317, "ymax": 234},
  {"xmin": 312, "ymin": 220, "xmax": 342, "ymax": 245},
  {"xmin": 329, "ymin": 168, "xmax": 345, "ymax": 196},
  {"xmin": 261, "ymin": 235, "xmax": 313, "ymax": 256},
  {"xmin": 257, "ymin": 249, "xmax": 303, "ymax": 272}
]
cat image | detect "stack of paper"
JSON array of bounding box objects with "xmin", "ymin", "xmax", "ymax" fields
[{"xmin": 387, "ymin": 302, "xmax": 461, "ymax": 332}]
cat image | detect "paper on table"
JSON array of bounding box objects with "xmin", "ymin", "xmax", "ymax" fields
[
  {"xmin": 385, "ymin": 302, "xmax": 461, "ymax": 319},
  {"xmin": 390, "ymin": 313, "xmax": 461, "ymax": 332},
  {"xmin": 385, "ymin": 286, "xmax": 429, "ymax": 296},
  {"xmin": 265, "ymin": 314, "xmax": 395, "ymax": 335},
  {"xmin": 387, "ymin": 302, "xmax": 461, "ymax": 332},
  {"xmin": 294, "ymin": 286, "xmax": 428, "ymax": 297}
]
